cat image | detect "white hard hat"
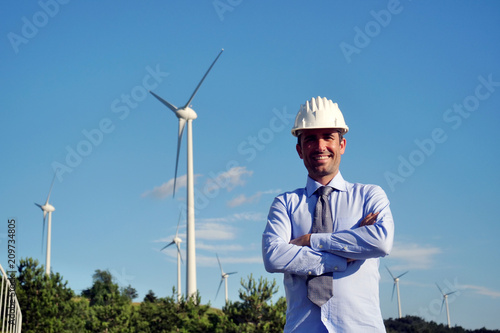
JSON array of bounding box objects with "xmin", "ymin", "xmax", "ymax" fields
[{"xmin": 291, "ymin": 96, "xmax": 349, "ymax": 137}]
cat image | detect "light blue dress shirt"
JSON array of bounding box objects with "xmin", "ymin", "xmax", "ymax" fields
[{"xmin": 262, "ymin": 172, "xmax": 394, "ymax": 332}]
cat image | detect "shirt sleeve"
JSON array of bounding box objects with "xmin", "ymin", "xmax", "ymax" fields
[
  {"xmin": 309, "ymin": 185, "xmax": 394, "ymax": 260},
  {"xmin": 262, "ymin": 195, "xmax": 347, "ymax": 276}
]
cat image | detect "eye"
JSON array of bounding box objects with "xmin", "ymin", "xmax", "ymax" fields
[{"xmin": 324, "ymin": 134, "xmax": 335, "ymax": 141}]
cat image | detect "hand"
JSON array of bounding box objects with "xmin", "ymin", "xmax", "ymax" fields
[
  {"xmin": 359, "ymin": 212, "xmax": 379, "ymax": 227},
  {"xmin": 289, "ymin": 234, "xmax": 311, "ymax": 247}
]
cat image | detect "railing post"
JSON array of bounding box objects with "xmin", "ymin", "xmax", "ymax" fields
[{"xmin": 0, "ymin": 263, "xmax": 22, "ymax": 333}]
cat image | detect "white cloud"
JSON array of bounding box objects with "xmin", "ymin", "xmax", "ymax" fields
[
  {"xmin": 141, "ymin": 174, "xmax": 201, "ymax": 199},
  {"xmin": 461, "ymin": 284, "xmax": 500, "ymax": 298},
  {"xmin": 227, "ymin": 189, "xmax": 281, "ymax": 207},
  {"xmin": 205, "ymin": 166, "xmax": 253, "ymax": 192},
  {"xmin": 223, "ymin": 256, "xmax": 263, "ymax": 265},
  {"xmin": 227, "ymin": 193, "xmax": 253, "ymax": 207},
  {"xmin": 387, "ymin": 242, "xmax": 442, "ymax": 270},
  {"xmin": 197, "ymin": 212, "xmax": 265, "ymax": 223},
  {"xmin": 196, "ymin": 253, "xmax": 263, "ymax": 267},
  {"xmin": 196, "ymin": 242, "xmax": 245, "ymax": 252},
  {"xmin": 196, "ymin": 222, "xmax": 237, "ymax": 240}
]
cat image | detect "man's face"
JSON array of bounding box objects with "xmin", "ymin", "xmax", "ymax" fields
[{"xmin": 296, "ymin": 128, "xmax": 346, "ymax": 184}]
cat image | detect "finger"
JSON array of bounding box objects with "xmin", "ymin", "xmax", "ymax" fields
[
  {"xmin": 360, "ymin": 214, "xmax": 374, "ymax": 226},
  {"xmin": 361, "ymin": 212, "xmax": 379, "ymax": 226},
  {"xmin": 366, "ymin": 212, "xmax": 379, "ymax": 225}
]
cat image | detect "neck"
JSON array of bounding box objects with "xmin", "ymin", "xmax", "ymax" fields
[{"xmin": 310, "ymin": 171, "xmax": 338, "ymax": 185}]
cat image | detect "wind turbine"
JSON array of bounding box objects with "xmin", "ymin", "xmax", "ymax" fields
[
  {"xmin": 436, "ymin": 283, "xmax": 457, "ymax": 328},
  {"xmin": 161, "ymin": 213, "xmax": 183, "ymax": 302},
  {"xmin": 386, "ymin": 266, "xmax": 409, "ymax": 318},
  {"xmin": 215, "ymin": 254, "xmax": 237, "ymax": 304},
  {"xmin": 34, "ymin": 171, "xmax": 57, "ymax": 276},
  {"xmin": 150, "ymin": 49, "xmax": 223, "ymax": 299}
]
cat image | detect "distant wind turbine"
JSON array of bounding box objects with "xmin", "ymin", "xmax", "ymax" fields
[
  {"xmin": 215, "ymin": 254, "xmax": 237, "ymax": 304},
  {"xmin": 386, "ymin": 266, "xmax": 409, "ymax": 318},
  {"xmin": 150, "ymin": 49, "xmax": 224, "ymax": 299},
  {"xmin": 34, "ymin": 171, "xmax": 57, "ymax": 276},
  {"xmin": 436, "ymin": 283, "xmax": 457, "ymax": 328},
  {"xmin": 161, "ymin": 213, "xmax": 183, "ymax": 302}
]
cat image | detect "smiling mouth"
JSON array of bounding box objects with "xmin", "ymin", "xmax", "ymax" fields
[{"xmin": 313, "ymin": 155, "xmax": 330, "ymax": 161}]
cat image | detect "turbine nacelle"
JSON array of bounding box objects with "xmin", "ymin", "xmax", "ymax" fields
[
  {"xmin": 151, "ymin": 49, "xmax": 223, "ymax": 298},
  {"xmin": 176, "ymin": 107, "xmax": 198, "ymax": 121},
  {"xmin": 41, "ymin": 203, "xmax": 55, "ymax": 213},
  {"xmin": 386, "ymin": 266, "xmax": 408, "ymax": 319},
  {"xmin": 36, "ymin": 170, "xmax": 58, "ymax": 276},
  {"xmin": 150, "ymin": 49, "xmax": 223, "ymax": 199},
  {"xmin": 215, "ymin": 253, "xmax": 237, "ymax": 301}
]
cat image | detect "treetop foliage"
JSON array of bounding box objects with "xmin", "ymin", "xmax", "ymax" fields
[{"xmin": 12, "ymin": 258, "xmax": 500, "ymax": 333}]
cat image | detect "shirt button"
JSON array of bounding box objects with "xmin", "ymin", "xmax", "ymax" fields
[
  {"xmin": 319, "ymin": 245, "xmax": 323, "ymax": 249},
  {"xmin": 308, "ymin": 271, "xmax": 312, "ymax": 275},
  {"xmin": 334, "ymin": 266, "xmax": 338, "ymax": 271},
  {"xmin": 343, "ymin": 246, "xmax": 347, "ymax": 250}
]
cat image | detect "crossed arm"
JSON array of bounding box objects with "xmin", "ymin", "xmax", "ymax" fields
[
  {"xmin": 288, "ymin": 212, "xmax": 379, "ymax": 263},
  {"xmin": 289, "ymin": 212, "xmax": 379, "ymax": 247},
  {"xmin": 263, "ymin": 189, "xmax": 394, "ymax": 276}
]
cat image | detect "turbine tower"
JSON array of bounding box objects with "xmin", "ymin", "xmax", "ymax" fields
[
  {"xmin": 436, "ymin": 283, "xmax": 457, "ymax": 328},
  {"xmin": 35, "ymin": 172, "xmax": 57, "ymax": 276},
  {"xmin": 386, "ymin": 266, "xmax": 408, "ymax": 318},
  {"xmin": 215, "ymin": 254, "xmax": 237, "ymax": 304},
  {"xmin": 161, "ymin": 213, "xmax": 183, "ymax": 302},
  {"xmin": 150, "ymin": 49, "xmax": 224, "ymax": 299}
]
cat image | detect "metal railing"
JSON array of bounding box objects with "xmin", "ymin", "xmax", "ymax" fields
[{"xmin": 0, "ymin": 263, "xmax": 22, "ymax": 333}]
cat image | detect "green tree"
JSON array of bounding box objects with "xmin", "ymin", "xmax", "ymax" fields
[
  {"xmin": 143, "ymin": 289, "xmax": 157, "ymax": 303},
  {"xmin": 15, "ymin": 257, "xmax": 87, "ymax": 333},
  {"xmin": 130, "ymin": 289, "xmax": 220, "ymax": 332},
  {"xmin": 223, "ymin": 274, "xmax": 286, "ymax": 332},
  {"xmin": 81, "ymin": 269, "xmax": 132, "ymax": 333},
  {"xmin": 383, "ymin": 315, "xmax": 500, "ymax": 333},
  {"xmin": 122, "ymin": 284, "xmax": 138, "ymax": 301}
]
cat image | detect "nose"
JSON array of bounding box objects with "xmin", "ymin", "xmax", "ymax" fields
[{"xmin": 315, "ymin": 138, "xmax": 328, "ymax": 151}]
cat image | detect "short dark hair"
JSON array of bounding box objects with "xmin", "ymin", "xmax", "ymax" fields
[{"xmin": 296, "ymin": 130, "xmax": 344, "ymax": 146}]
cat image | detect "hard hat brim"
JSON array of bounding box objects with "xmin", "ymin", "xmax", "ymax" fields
[{"xmin": 291, "ymin": 126, "xmax": 349, "ymax": 137}]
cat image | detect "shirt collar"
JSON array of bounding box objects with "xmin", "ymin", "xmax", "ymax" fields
[{"xmin": 305, "ymin": 172, "xmax": 348, "ymax": 197}]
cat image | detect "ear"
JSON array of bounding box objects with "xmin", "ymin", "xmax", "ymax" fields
[
  {"xmin": 296, "ymin": 143, "xmax": 303, "ymax": 159},
  {"xmin": 340, "ymin": 138, "xmax": 346, "ymax": 155}
]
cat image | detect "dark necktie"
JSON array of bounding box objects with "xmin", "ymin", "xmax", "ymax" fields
[{"xmin": 307, "ymin": 186, "xmax": 334, "ymax": 307}]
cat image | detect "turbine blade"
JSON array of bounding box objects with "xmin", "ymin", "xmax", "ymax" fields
[
  {"xmin": 172, "ymin": 118, "xmax": 186, "ymax": 197},
  {"xmin": 436, "ymin": 283, "xmax": 444, "ymax": 295},
  {"xmin": 175, "ymin": 211, "xmax": 182, "ymax": 237},
  {"xmin": 446, "ymin": 291, "xmax": 457, "ymax": 296},
  {"xmin": 176, "ymin": 243, "xmax": 183, "ymax": 263},
  {"xmin": 215, "ymin": 279, "xmax": 224, "ymax": 300},
  {"xmin": 45, "ymin": 170, "xmax": 58, "ymax": 204},
  {"xmin": 391, "ymin": 283, "xmax": 396, "ymax": 301},
  {"xmin": 227, "ymin": 272, "xmax": 237, "ymax": 275},
  {"xmin": 150, "ymin": 91, "xmax": 178, "ymax": 113},
  {"xmin": 397, "ymin": 271, "xmax": 409, "ymax": 279},
  {"xmin": 160, "ymin": 241, "xmax": 175, "ymax": 251},
  {"xmin": 440, "ymin": 298, "xmax": 445, "ymax": 314},
  {"xmin": 183, "ymin": 49, "xmax": 224, "ymax": 109},
  {"xmin": 386, "ymin": 266, "xmax": 395, "ymax": 279},
  {"xmin": 216, "ymin": 253, "xmax": 223, "ymax": 274},
  {"xmin": 35, "ymin": 203, "xmax": 47, "ymax": 218}
]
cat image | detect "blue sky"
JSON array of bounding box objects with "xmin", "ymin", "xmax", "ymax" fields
[{"xmin": 1, "ymin": 0, "xmax": 500, "ymax": 329}]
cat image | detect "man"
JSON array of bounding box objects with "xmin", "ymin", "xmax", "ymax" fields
[{"xmin": 262, "ymin": 96, "xmax": 394, "ymax": 332}]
